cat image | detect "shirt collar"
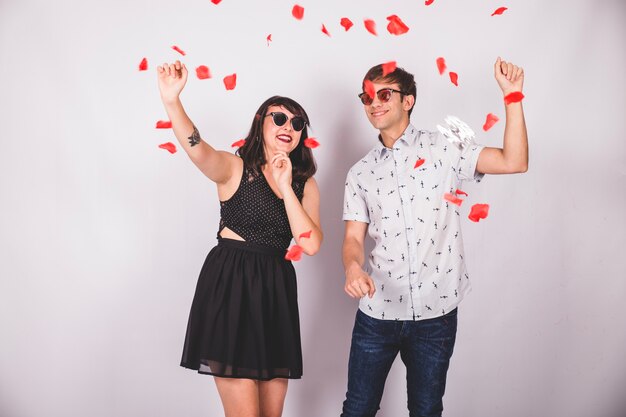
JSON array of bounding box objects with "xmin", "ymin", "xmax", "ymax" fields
[{"xmin": 374, "ymin": 124, "xmax": 419, "ymax": 158}]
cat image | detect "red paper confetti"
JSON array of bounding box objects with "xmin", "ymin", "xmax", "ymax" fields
[
  {"xmin": 340, "ymin": 17, "xmax": 354, "ymax": 31},
  {"xmin": 267, "ymin": 34, "xmax": 272, "ymax": 46},
  {"xmin": 449, "ymin": 71, "xmax": 459, "ymax": 86},
  {"xmin": 364, "ymin": 79, "xmax": 376, "ymax": 101},
  {"xmin": 504, "ymin": 91, "xmax": 525, "ymax": 104},
  {"xmin": 482, "ymin": 113, "xmax": 499, "ymax": 131},
  {"xmin": 292, "ymin": 5, "xmax": 304, "ymax": 20},
  {"xmin": 299, "ymin": 230, "xmax": 312, "ymax": 239},
  {"xmin": 436, "ymin": 57, "xmax": 446, "ymax": 75},
  {"xmin": 138, "ymin": 57, "xmax": 148, "ymax": 71},
  {"xmin": 455, "ymin": 189, "xmax": 468, "ymax": 197},
  {"xmin": 382, "ymin": 61, "xmax": 397, "ymax": 76},
  {"xmin": 172, "ymin": 45, "xmax": 186, "ymax": 56},
  {"xmin": 195, "ymin": 65, "xmax": 211, "ymax": 80},
  {"xmin": 156, "ymin": 120, "xmax": 172, "ymax": 129},
  {"xmin": 414, "ymin": 158, "xmax": 426, "ymax": 169},
  {"xmin": 231, "ymin": 139, "xmax": 245, "ymax": 148},
  {"xmin": 444, "ymin": 192, "xmax": 464, "ymax": 206},
  {"xmin": 223, "ymin": 73, "xmax": 237, "ymax": 90},
  {"xmin": 158, "ymin": 142, "xmax": 177, "ymax": 154},
  {"xmin": 468, "ymin": 204, "xmax": 490, "ymax": 222},
  {"xmin": 285, "ymin": 245, "xmax": 304, "ymax": 261},
  {"xmin": 491, "ymin": 7, "xmax": 508, "ymax": 16},
  {"xmin": 386, "ymin": 15, "xmax": 409, "ymax": 35},
  {"xmin": 425, "ymin": 0, "xmax": 435, "ymax": 5},
  {"xmin": 304, "ymin": 138, "xmax": 320, "ymax": 148},
  {"xmin": 364, "ymin": 19, "xmax": 377, "ymax": 36},
  {"xmin": 211, "ymin": 0, "xmax": 222, "ymax": 4},
  {"xmin": 321, "ymin": 24, "xmax": 331, "ymax": 37}
]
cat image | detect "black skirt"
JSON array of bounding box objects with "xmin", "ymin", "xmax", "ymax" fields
[{"xmin": 180, "ymin": 238, "xmax": 302, "ymax": 380}]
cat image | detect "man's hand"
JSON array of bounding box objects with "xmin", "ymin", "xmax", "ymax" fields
[
  {"xmin": 494, "ymin": 57, "xmax": 524, "ymax": 96},
  {"xmin": 344, "ymin": 263, "xmax": 376, "ymax": 299}
]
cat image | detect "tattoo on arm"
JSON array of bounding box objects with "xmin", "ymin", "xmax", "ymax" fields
[{"xmin": 188, "ymin": 126, "xmax": 201, "ymax": 147}]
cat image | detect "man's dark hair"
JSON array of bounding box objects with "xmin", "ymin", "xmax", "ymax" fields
[
  {"xmin": 237, "ymin": 95, "xmax": 316, "ymax": 182},
  {"xmin": 362, "ymin": 64, "xmax": 417, "ymax": 117}
]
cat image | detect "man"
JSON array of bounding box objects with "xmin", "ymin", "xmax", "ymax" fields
[{"xmin": 340, "ymin": 57, "xmax": 528, "ymax": 417}]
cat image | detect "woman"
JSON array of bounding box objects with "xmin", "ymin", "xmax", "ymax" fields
[{"xmin": 157, "ymin": 60, "xmax": 323, "ymax": 417}]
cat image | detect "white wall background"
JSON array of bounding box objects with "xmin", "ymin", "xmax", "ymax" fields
[{"xmin": 1, "ymin": 0, "xmax": 625, "ymax": 416}]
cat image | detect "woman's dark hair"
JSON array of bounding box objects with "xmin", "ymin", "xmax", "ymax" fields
[
  {"xmin": 362, "ymin": 64, "xmax": 417, "ymax": 117},
  {"xmin": 236, "ymin": 95, "xmax": 317, "ymax": 182}
]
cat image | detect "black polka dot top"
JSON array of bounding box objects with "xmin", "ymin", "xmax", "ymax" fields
[{"xmin": 219, "ymin": 165, "xmax": 306, "ymax": 250}]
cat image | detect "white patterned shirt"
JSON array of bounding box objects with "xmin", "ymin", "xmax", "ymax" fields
[{"xmin": 343, "ymin": 124, "xmax": 484, "ymax": 321}]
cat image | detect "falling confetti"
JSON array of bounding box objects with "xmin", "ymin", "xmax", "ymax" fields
[
  {"xmin": 364, "ymin": 79, "xmax": 376, "ymax": 101},
  {"xmin": 299, "ymin": 230, "xmax": 312, "ymax": 239},
  {"xmin": 482, "ymin": 113, "xmax": 499, "ymax": 131},
  {"xmin": 382, "ymin": 61, "xmax": 397, "ymax": 76},
  {"xmin": 231, "ymin": 139, "xmax": 245, "ymax": 147},
  {"xmin": 386, "ymin": 15, "xmax": 409, "ymax": 35},
  {"xmin": 172, "ymin": 45, "xmax": 186, "ymax": 56},
  {"xmin": 158, "ymin": 142, "xmax": 177, "ymax": 154},
  {"xmin": 340, "ymin": 17, "xmax": 354, "ymax": 31},
  {"xmin": 304, "ymin": 138, "xmax": 320, "ymax": 148},
  {"xmin": 211, "ymin": 0, "xmax": 222, "ymax": 4},
  {"xmin": 449, "ymin": 72, "xmax": 459, "ymax": 86},
  {"xmin": 491, "ymin": 7, "xmax": 508, "ymax": 16},
  {"xmin": 138, "ymin": 57, "xmax": 148, "ymax": 71},
  {"xmin": 455, "ymin": 189, "xmax": 469, "ymax": 197},
  {"xmin": 292, "ymin": 4, "xmax": 304, "ymax": 20},
  {"xmin": 285, "ymin": 245, "xmax": 304, "ymax": 261},
  {"xmin": 468, "ymin": 204, "xmax": 490, "ymax": 222},
  {"xmin": 196, "ymin": 65, "xmax": 211, "ymax": 80},
  {"xmin": 267, "ymin": 34, "xmax": 272, "ymax": 46},
  {"xmin": 414, "ymin": 158, "xmax": 426, "ymax": 169},
  {"xmin": 156, "ymin": 120, "xmax": 172, "ymax": 129},
  {"xmin": 364, "ymin": 19, "xmax": 377, "ymax": 36},
  {"xmin": 504, "ymin": 91, "xmax": 525, "ymax": 104},
  {"xmin": 425, "ymin": 0, "xmax": 435, "ymax": 5},
  {"xmin": 444, "ymin": 192, "xmax": 464, "ymax": 206},
  {"xmin": 223, "ymin": 73, "xmax": 237, "ymax": 90},
  {"xmin": 321, "ymin": 24, "xmax": 331, "ymax": 37},
  {"xmin": 436, "ymin": 57, "xmax": 446, "ymax": 75}
]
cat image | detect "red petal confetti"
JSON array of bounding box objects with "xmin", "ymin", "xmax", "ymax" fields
[
  {"xmin": 455, "ymin": 189, "xmax": 469, "ymax": 197},
  {"xmin": 436, "ymin": 57, "xmax": 446, "ymax": 75},
  {"xmin": 482, "ymin": 113, "xmax": 499, "ymax": 131},
  {"xmin": 504, "ymin": 91, "xmax": 525, "ymax": 104},
  {"xmin": 138, "ymin": 57, "xmax": 148, "ymax": 71},
  {"xmin": 292, "ymin": 4, "xmax": 304, "ymax": 20},
  {"xmin": 304, "ymin": 138, "xmax": 320, "ymax": 148},
  {"xmin": 444, "ymin": 192, "xmax": 464, "ymax": 206},
  {"xmin": 299, "ymin": 230, "xmax": 312, "ymax": 239},
  {"xmin": 285, "ymin": 245, "xmax": 304, "ymax": 261},
  {"xmin": 195, "ymin": 65, "xmax": 211, "ymax": 80},
  {"xmin": 386, "ymin": 15, "xmax": 409, "ymax": 35},
  {"xmin": 267, "ymin": 34, "xmax": 272, "ymax": 46},
  {"xmin": 425, "ymin": 0, "xmax": 435, "ymax": 5},
  {"xmin": 414, "ymin": 158, "xmax": 426, "ymax": 169},
  {"xmin": 449, "ymin": 71, "xmax": 459, "ymax": 86},
  {"xmin": 491, "ymin": 7, "xmax": 508, "ymax": 16},
  {"xmin": 156, "ymin": 120, "xmax": 172, "ymax": 129},
  {"xmin": 321, "ymin": 24, "xmax": 331, "ymax": 37},
  {"xmin": 340, "ymin": 17, "xmax": 354, "ymax": 31},
  {"xmin": 172, "ymin": 45, "xmax": 186, "ymax": 56},
  {"xmin": 223, "ymin": 73, "xmax": 237, "ymax": 90},
  {"xmin": 364, "ymin": 19, "xmax": 377, "ymax": 36},
  {"xmin": 382, "ymin": 61, "xmax": 397, "ymax": 76},
  {"xmin": 364, "ymin": 79, "xmax": 376, "ymax": 101},
  {"xmin": 231, "ymin": 139, "xmax": 245, "ymax": 147},
  {"xmin": 158, "ymin": 142, "xmax": 177, "ymax": 154},
  {"xmin": 468, "ymin": 204, "xmax": 490, "ymax": 222},
  {"xmin": 211, "ymin": 0, "xmax": 222, "ymax": 4}
]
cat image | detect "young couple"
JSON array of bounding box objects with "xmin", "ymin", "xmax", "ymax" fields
[{"xmin": 157, "ymin": 57, "xmax": 528, "ymax": 417}]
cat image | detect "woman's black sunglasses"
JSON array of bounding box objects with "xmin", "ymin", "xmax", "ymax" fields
[
  {"xmin": 358, "ymin": 88, "xmax": 407, "ymax": 105},
  {"xmin": 265, "ymin": 112, "xmax": 307, "ymax": 132}
]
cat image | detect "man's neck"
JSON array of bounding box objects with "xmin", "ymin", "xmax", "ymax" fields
[{"xmin": 379, "ymin": 120, "xmax": 410, "ymax": 148}]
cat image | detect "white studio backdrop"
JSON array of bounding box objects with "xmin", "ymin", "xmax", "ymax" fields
[{"xmin": 0, "ymin": 0, "xmax": 625, "ymax": 416}]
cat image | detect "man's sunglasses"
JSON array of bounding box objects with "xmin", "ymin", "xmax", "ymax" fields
[
  {"xmin": 265, "ymin": 112, "xmax": 307, "ymax": 132},
  {"xmin": 358, "ymin": 88, "xmax": 407, "ymax": 105}
]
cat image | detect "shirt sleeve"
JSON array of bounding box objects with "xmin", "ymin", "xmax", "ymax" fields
[
  {"xmin": 456, "ymin": 143, "xmax": 485, "ymax": 183},
  {"xmin": 342, "ymin": 168, "xmax": 370, "ymax": 223}
]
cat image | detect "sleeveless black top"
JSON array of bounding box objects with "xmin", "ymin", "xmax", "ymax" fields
[{"xmin": 218, "ymin": 165, "xmax": 306, "ymax": 250}]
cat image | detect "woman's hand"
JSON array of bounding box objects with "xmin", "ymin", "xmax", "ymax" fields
[
  {"xmin": 270, "ymin": 151, "xmax": 293, "ymax": 195},
  {"xmin": 157, "ymin": 60, "xmax": 188, "ymax": 104}
]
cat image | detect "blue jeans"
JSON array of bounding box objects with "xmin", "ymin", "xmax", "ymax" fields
[{"xmin": 341, "ymin": 308, "xmax": 458, "ymax": 417}]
